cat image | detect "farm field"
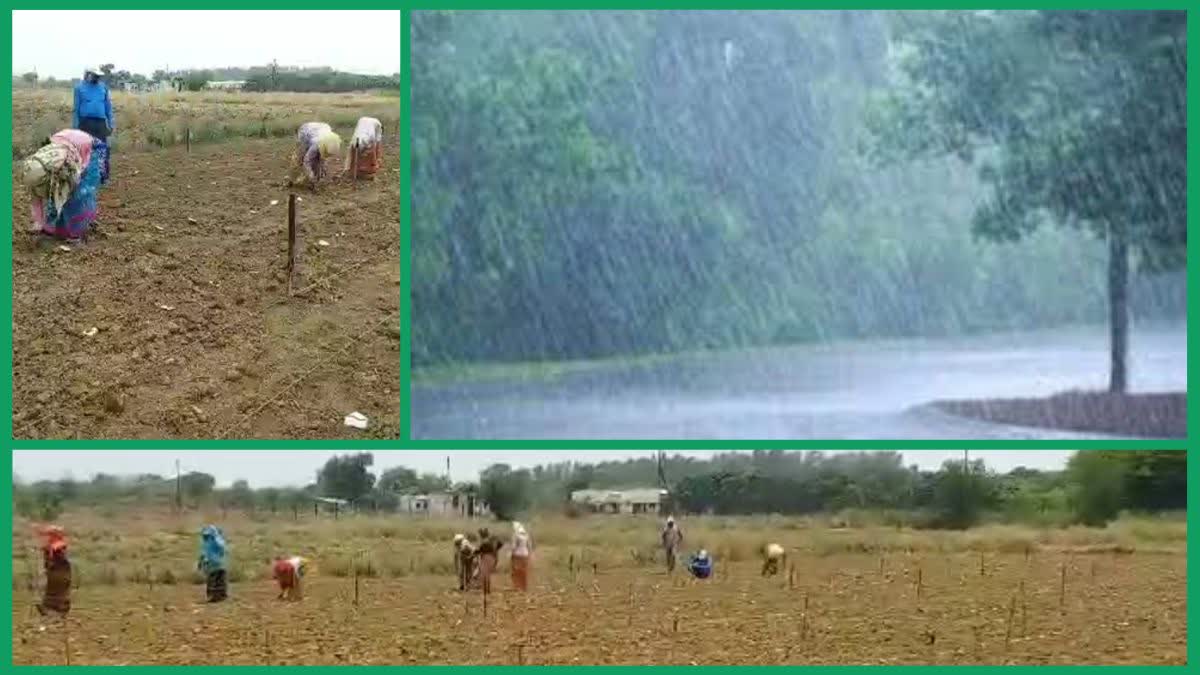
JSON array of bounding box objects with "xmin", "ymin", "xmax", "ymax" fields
[
  {"xmin": 11, "ymin": 91, "xmax": 401, "ymax": 439},
  {"xmin": 11, "ymin": 512, "xmax": 1187, "ymax": 665}
]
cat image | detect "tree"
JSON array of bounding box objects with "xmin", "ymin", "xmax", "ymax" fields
[
  {"xmin": 180, "ymin": 472, "xmax": 216, "ymax": 503},
  {"xmin": 377, "ymin": 466, "xmax": 419, "ymax": 493},
  {"xmin": 930, "ymin": 459, "xmax": 995, "ymax": 529},
  {"xmin": 1122, "ymin": 450, "xmax": 1186, "ymax": 511},
  {"xmin": 230, "ymin": 480, "xmax": 255, "ymax": 510},
  {"xmin": 872, "ymin": 10, "xmax": 1185, "ymax": 392},
  {"xmin": 259, "ymin": 487, "xmax": 282, "ymax": 514},
  {"xmin": 183, "ymin": 69, "xmax": 213, "ymax": 92},
  {"xmin": 317, "ymin": 453, "xmax": 376, "ymax": 501},
  {"xmin": 479, "ymin": 464, "xmax": 532, "ymax": 520},
  {"xmin": 415, "ymin": 473, "xmax": 452, "ymax": 493},
  {"xmin": 1066, "ymin": 451, "xmax": 1128, "ymax": 526},
  {"xmin": 20, "ymin": 72, "xmax": 37, "ymax": 86}
]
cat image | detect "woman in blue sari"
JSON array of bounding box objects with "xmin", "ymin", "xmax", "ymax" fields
[{"xmin": 197, "ymin": 525, "xmax": 229, "ymax": 602}]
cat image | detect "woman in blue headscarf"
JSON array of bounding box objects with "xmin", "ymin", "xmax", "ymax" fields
[
  {"xmin": 197, "ymin": 525, "xmax": 228, "ymax": 602},
  {"xmin": 687, "ymin": 549, "xmax": 713, "ymax": 580}
]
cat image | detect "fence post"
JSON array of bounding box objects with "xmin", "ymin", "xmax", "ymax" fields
[{"xmin": 286, "ymin": 193, "xmax": 297, "ymax": 295}]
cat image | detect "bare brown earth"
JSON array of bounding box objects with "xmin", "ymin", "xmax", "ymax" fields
[
  {"xmin": 933, "ymin": 391, "xmax": 1186, "ymax": 439},
  {"xmin": 11, "ymin": 552, "xmax": 1186, "ymax": 665},
  {"xmin": 11, "ymin": 136, "xmax": 400, "ymax": 439}
]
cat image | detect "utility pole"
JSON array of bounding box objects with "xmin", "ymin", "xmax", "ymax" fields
[{"xmin": 175, "ymin": 459, "xmax": 182, "ymax": 511}]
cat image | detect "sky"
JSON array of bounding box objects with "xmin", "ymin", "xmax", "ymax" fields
[
  {"xmin": 12, "ymin": 10, "xmax": 401, "ymax": 80},
  {"xmin": 12, "ymin": 450, "xmax": 1076, "ymax": 487}
]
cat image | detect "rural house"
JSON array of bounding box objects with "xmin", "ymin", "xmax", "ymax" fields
[
  {"xmin": 570, "ymin": 488, "xmax": 668, "ymax": 514},
  {"xmin": 397, "ymin": 491, "xmax": 491, "ymax": 518}
]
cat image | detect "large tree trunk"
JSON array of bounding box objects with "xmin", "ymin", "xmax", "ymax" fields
[{"xmin": 1107, "ymin": 226, "xmax": 1129, "ymax": 393}]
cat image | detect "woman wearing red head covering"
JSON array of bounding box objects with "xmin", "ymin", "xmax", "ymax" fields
[{"xmin": 38, "ymin": 526, "xmax": 72, "ymax": 615}]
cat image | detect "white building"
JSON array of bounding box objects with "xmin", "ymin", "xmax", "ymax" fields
[
  {"xmin": 204, "ymin": 80, "xmax": 246, "ymax": 91},
  {"xmin": 397, "ymin": 491, "xmax": 490, "ymax": 518},
  {"xmin": 570, "ymin": 488, "xmax": 668, "ymax": 515}
]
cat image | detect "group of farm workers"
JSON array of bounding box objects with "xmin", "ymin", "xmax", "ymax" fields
[
  {"xmin": 30, "ymin": 517, "xmax": 786, "ymax": 617},
  {"xmin": 15, "ymin": 66, "xmax": 386, "ymax": 244}
]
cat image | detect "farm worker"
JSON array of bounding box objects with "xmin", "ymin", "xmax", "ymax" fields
[
  {"xmin": 510, "ymin": 522, "xmax": 533, "ymax": 591},
  {"xmin": 454, "ymin": 534, "xmax": 479, "ymax": 591},
  {"xmin": 687, "ymin": 549, "xmax": 713, "ymax": 580},
  {"xmin": 661, "ymin": 516, "xmax": 683, "ymax": 573},
  {"xmin": 72, "ymin": 66, "xmax": 113, "ymax": 184},
  {"xmin": 37, "ymin": 525, "xmax": 72, "ymax": 616},
  {"xmin": 196, "ymin": 525, "xmax": 229, "ymax": 603},
  {"xmin": 289, "ymin": 121, "xmax": 342, "ymax": 190},
  {"xmin": 453, "ymin": 533, "xmax": 466, "ymax": 577},
  {"xmin": 475, "ymin": 527, "xmax": 504, "ymax": 595},
  {"xmin": 344, "ymin": 116, "xmax": 383, "ymax": 178},
  {"xmin": 18, "ymin": 128, "xmax": 102, "ymax": 240},
  {"xmin": 761, "ymin": 543, "xmax": 786, "ymax": 577},
  {"xmin": 273, "ymin": 555, "xmax": 308, "ymax": 601}
]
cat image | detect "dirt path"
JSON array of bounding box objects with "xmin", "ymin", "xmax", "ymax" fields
[{"xmin": 12, "ymin": 136, "xmax": 400, "ymax": 439}]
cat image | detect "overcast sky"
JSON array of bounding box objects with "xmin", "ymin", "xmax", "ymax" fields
[
  {"xmin": 12, "ymin": 10, "xmax": 401, "ymax": 80},
  {"xmin": 12, "ymin": 450, "xmax": 1075, "ymax": 487}
]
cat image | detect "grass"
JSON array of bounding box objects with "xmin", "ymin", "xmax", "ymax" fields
[
  {"xmin": 10, "ymin": 507, "xmax": 1185, "ymax": 591},
  {"xmin": 12, "ymin": 89, "xmax": 400, "ymax": 156}
]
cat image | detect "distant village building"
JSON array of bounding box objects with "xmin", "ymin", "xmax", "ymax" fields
[
  {"xmin": 570, "ymin": 488, "xmax": 668, "ymax": 515},
  {"xmin": 204, "ymin": 80, "xmax": 246, "ymax": 91},
  {"xmin": 397, "ymin": 491, "xmax": 490, "ymax": 518}
]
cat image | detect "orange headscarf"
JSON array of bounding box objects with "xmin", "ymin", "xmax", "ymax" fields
[{"xmin": 38, "ymin": 525, "xmax": 68, "ymax": 560}]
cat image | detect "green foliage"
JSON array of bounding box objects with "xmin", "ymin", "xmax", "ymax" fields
[
  {"xmin": 480, "ymin": 464, "xmax": 533, "ymax": 520},
  {"xmin": 871, "ymin": 10, "xmax": 1186, "ymax": 390},
  {"xmin": 316, "ymin": 453, "xmax": 377, "ymax": 502},
  {"xmin": 1067, "ymin": 451, "xmax": 1129, "ymax": 526},
  {"xmin": 930, "ymin": 459, "xmax": 997, "ymax": 529},
  {"xmin": 412, "ymin": 10, "xmax": 1184, "ymax": 367},
  {"xmin": 183, "ymin": 70, "xmax": 213, "ymax": 92},
  {"xmin": 181, "ymin": 472, "xmax": 216, "ymax": 503}
]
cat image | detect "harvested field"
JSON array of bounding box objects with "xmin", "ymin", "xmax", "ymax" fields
[
  {"xmin": 12, "ymin": 117, "xmax": 400, "ymax": 439},
  {"xmin": 10, "ymin": 513, "xmax": 1187, "ymax": 665},
  {"xmin": 12, "ymin": 89, "xmax": 400, "ymax": 156}
]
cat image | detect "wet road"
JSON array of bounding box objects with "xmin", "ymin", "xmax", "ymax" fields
[{"xmin": 411, "ymin": 323, "xmax": 1186, "ymax": 439}]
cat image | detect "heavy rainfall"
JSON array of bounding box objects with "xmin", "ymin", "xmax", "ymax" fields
[{"xmin": 410, "ymin": 11, "xmax": 1186, "ymax": 439}]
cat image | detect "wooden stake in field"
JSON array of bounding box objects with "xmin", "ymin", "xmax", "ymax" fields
[
  {"xmin": 1059, "ymin": 561, "xmax": 1067, "ymax": 611},
  {"xmin": 1004, "ymin": 594, "xmax": 1017, "ymax": 650},
  {"xmin": 800, "ymin": 592, "xmax": 810, "ymax": 641},
  {"xmin": 63, "ymin": 617, "xmax": 71, "ymax": 666},
  {"xmin": 916, "ymin": 566, "xmax": 923, "ymax": 603},
  {"xmin": 517, "ymin": 643, "xmax": 525, "ymax": 665},
  {"xmin": 789, "ymin": 564, "xmax": 795, "ymax": 590},
  {"xmin": 286, "ymin": 193, "xmax": 298, "ymax": 295},
  {"xmin": 979, "ymin": 551, "xmax": 985, "ymax": 577},
  {"xmin": 186, "ymin": 128, "xmax": 191, "ymax": 153},
  {"xmin": 1020, "ymin": 581, "xmax": 1028, "ymax": 637},
  {"xmin": 352, "ymin": 145, "xmax": 359, "ymax": 182},
  {"xmin": 354, "ymin": 565, "xmax": 360, "ymax": 606},
  {"xmin": 265, "ymin": 627, "xmax": 271, "ymax": 665}
]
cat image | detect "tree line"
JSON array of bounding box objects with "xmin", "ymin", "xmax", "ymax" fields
[
  {"xmin": 411, "ymin": 11, "xmax": 1185, "ymax": 378},
  {"xmin": 14, "ymin": 451, "xmax": 1183, "ymax": 530},
  {"xmin": 15, "ymin": 62, "xmax": 399, "ymax": 93}
]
